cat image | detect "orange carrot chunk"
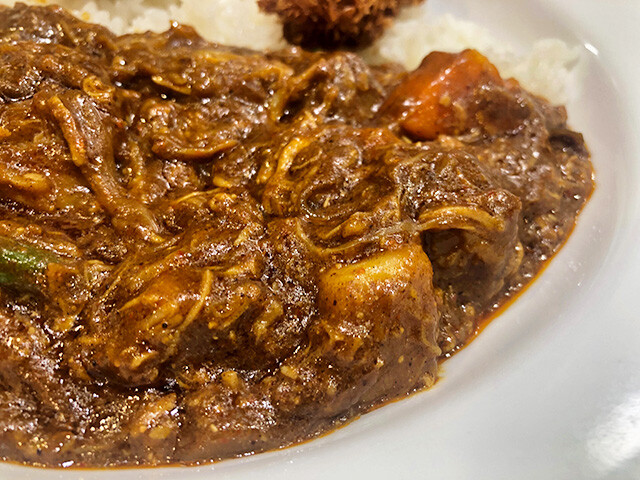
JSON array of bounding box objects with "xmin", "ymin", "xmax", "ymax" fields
[{"xmin": 384, "ymin": 49, "xmax": 504, "ymax": 140}]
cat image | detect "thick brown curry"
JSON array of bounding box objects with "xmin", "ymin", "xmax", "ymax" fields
[{"xmin": 0, "ymin": 3, "xmax": 593, "ymax": 467}]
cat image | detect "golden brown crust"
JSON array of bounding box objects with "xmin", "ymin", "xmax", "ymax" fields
[{"xmin": 258, "ymin": 0, "xmax": 424, "ymax": 49}]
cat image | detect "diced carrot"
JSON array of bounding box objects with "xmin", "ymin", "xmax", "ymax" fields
[{"xmin": 384, "ymin": 49, "xmax": 504, "ymax": 140}]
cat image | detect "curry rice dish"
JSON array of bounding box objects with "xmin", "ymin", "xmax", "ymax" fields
[{"xmin": 0, "ymin": 3, "xmax": 593, "ymax": 467}]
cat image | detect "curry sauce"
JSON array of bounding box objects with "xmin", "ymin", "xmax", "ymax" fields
[{"xmin": 0, "ymin": 3, "xmax": 593, "ymax": 467}]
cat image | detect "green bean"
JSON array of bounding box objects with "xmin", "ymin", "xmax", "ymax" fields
[{"xmin": 0, "ymin": 237, "xmax": 60, "ymax": 293}]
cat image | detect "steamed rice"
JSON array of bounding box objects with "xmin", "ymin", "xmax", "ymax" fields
[{"xmin": 0, "ymin": 0, "xmax": 582, "ymax": 104}]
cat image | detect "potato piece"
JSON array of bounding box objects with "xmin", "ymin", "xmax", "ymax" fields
[
  {"xmin": 273, "ymin": 244, "xmax": 440, "ymax": 418},
  {"xmin": 317, "ymin": 244, "xmax": 438, "ymax": 365}
]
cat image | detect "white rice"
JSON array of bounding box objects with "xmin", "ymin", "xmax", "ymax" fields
[
  {"xmin": 0, "ymin": 0, "xmax": 581, "ymax": 104},
  {"xmin": 363, "ymin": 4, "xmax": 582, "ymax": 105}
]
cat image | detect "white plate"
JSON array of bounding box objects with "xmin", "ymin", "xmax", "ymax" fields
[{"xmin": 3, "ymin": 0, "xmax": 640, "ymax": 478}]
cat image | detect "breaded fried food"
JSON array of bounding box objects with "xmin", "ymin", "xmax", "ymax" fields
[{"xmin": 258, "ymin": 0, "xmax": 424, "ymax": 49}]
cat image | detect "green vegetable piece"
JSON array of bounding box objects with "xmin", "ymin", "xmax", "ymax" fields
[{"xmin": 0, "ymin": 237, "xmax": 59, "ymax": 292}]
